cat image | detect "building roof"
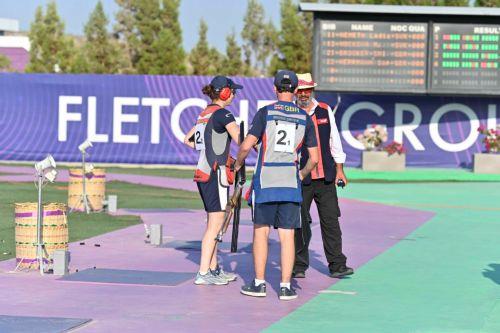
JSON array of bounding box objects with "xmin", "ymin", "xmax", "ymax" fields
[
  {"xmin": 0, "ymin": 36, "xmax": 30, "ymax": 51},
  {"xmin": 299, "ymin": 3, "xmax": 500, "ymax": 17},
  {"xmin": 0, "ymin": 18, "xmax": 19, "ymax": 32}
]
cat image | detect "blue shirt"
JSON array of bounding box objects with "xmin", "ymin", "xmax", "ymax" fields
[{"xmin": 209, "ymin": 105, "xmax": 236, "ymax": 133}]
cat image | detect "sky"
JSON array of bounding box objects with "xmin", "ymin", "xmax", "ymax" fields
[{"xmin": 0, "ymin": 0, "xmax": 281, "ymax": 52}]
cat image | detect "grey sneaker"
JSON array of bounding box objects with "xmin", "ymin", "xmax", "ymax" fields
[
  {"xmin": 279, "ymin": 287, "xmax": 298, "ymax": 301},
  {"xmin": 213, "ymin": 267, "xmax": 237, "ymax": 282},
  {"xmin": 194, "ymin": 271, "xmax": 228, "ymax": 285},
  {"xmin": 240, "ymin": 281, "xmax": 266, "ymax": 297}
]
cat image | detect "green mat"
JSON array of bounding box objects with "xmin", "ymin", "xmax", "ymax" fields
[
  {"xmin": 266, "ymin": 182, "xmax": 500, "ymax": 333},
  {"xmin": 346, "ymin": 167, "xmax": 500, "ymax": 182}
]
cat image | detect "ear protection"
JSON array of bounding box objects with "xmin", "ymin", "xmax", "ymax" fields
[{"xmin": 219, "ymin": 87, "xmax": 231, "ymax": 101}]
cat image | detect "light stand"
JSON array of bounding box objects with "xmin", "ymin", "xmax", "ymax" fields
[
  {"xmin": 70, "ymin": 140, "xmax": 93, "ymax": 214},
  {"xmin": 34, "ymin": 155, "xmax": 57, "ymax": 275},
  {"xmin": 36, "ymin": 171, "xmax": 44, "ymax": 275}
]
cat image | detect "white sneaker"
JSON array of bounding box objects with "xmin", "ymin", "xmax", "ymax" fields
[
  {"xmin": 213, "ymin": 267, "xmax": 237, "ymax": 282},
  {"xmin": 194, "ymin": 272, "xmax": 228, "ymax": 285}
]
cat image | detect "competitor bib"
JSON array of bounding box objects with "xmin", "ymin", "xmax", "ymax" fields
[
  {"xmin": 194, "ymin": 123, "xmax": 206, "ymax": 151},
  {"xmin": 274, "ymin": 123, "xmax": 295, "ymax": 153}
]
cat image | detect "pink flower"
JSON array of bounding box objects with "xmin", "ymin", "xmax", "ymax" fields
[{"xmin": 478, "ymin": 125, "xmax": 485, "ymax": 132}]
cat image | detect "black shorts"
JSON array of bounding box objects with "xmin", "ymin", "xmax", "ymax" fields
[
  {"xmin": 196, "ymin": 168, "xmax": 229, "ymax": 213},
  {"xmin": 252, "ymin": 201, "xmax": 301, "ymax": 229}
]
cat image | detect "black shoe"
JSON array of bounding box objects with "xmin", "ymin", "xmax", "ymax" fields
[
  {"xmin": 279, "ymin": 287, "xmax": 298, "ymax": 301},
  {"xmin": 241, "ymin": 281, "xmax": 266, "ymax": 297},
  {"xmin": 292, "ymin": 271, "xmax": 306, "ymax": 278},
  {"xmin": 330, "ymin": 265, "xmax": 354, "ymax": 278}
]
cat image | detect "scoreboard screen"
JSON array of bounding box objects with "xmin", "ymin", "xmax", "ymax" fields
[
  {"xmin": 316, "ymin": 20, "xmax": 428, "ymax": 93},
  {"xmin": 431, "ymin": 23, "xmax": 500, "ymax": 94}
]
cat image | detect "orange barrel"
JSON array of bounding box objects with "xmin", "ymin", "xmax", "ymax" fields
[
  {"xmin": 67, "ymin": 168, "xmax": 106, "ymax": 212},
  {"xmin": 14, "ymin": 202, "xmax": 68, "ymax": 269}
]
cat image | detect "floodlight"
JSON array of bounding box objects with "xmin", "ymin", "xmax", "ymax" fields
[
  {"xmin": 35, "ymin": 155, "xmax": 56, "ymax": 174},
  {"xmin": 84, "ymin": 163, "xmax": 94, "ymax": 174},
  {"xmin": 45, "ymin": 169, "xmax": 58, "ymax": 183},
  {"xmin": 71, "ymin": 140, "xmax": 95, "ymax": 214},
  {"xmin": 78, "ymin": 139, "xmax": 93, "ymax": 153}
]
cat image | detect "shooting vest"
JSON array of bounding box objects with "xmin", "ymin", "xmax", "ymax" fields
[
  {"xmin": 194, "ymin": 104, "xmax": 232, "ymax": 183},
  {"xmin": 300, "ymin": 101, "xmax": 336, "ymax": 185},
  {"xmin": 252, "ymin": 101, "xmax": 308, "ymax": 204}
]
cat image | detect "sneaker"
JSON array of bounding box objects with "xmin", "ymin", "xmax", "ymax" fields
[
  {"xmin": 279, "ymin": 287, "xmax": 298, "ymax": 301},
  {"xmin": 240, "ymin": 281, "xmax": 266, "ymax": 297},
  {"xmin": 330, "ymin": 265, "xmax": 354, "ymax": 278},
  {"xmin": 213, "ymin": 267, "xmax": 237, "ymax": 282},
  {"xmin": 194, "ymin": 271, "xmax": 228, "ymax": 285},
  {"xmin": 292, "ymin": 271, "xmax": 306, "ymax": 279}
]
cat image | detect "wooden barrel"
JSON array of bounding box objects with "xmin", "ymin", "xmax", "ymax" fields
[
  {"xmin": 14, "ymin": 202, "xmax": 68, "ymax": 269},
  {"xmin": 67, "ymin": 168, "xmax": 106, "ymax": 211}
]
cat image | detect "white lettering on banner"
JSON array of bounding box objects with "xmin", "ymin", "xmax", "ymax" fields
[
  {"xmin": 56, "ymin": 95, "xmax": 498, "ymax": 154},
  {"xmin": 341, "ymin": 102, "xmax": 385, "ymax": 150},
  {"xmin": 142, "ymin": 98, "xmax": 170, "ymax": 144},
  {"xmin": 488, "ymin": 104, "xmax": 498, "ymax": 130},
  {"xmin": 58, "ymin": 96, "xmax": 82, "ymax": 142},
  {"xmin": 171, "ymin": 98, "xmax": 207, "ymax": 142},
  {"xmin": 113, "ymin": 97, "xmax": 140, "ymax": 144},
  {"xmin": 171, "ymin": 99, "xmax": 254, "ymax": 142},
  {"xmin": 237, "ymin": 100, "xmax": 249, "ymax": 133},
  {"xmin": 394, "ymin": 103, "xmax": 425, "ymax": 151},
  {"xmin": 429, "ymin": 103, "xmax": 479, "ymax": 152},
  {"xmin": 87, "ymin": 96, "xmax": 109, "ymax": 143}
]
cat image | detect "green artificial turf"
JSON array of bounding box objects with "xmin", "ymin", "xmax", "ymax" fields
[
  {"xmin": 345, "ymin": 167, "xmax": 500, "ymax": 182},
  {"xmin": 266, "ymin": 182, "xmax": 500, "ymax": 333},
  {"xmin": 0, "ymin": 181, "xmax": 203, "ymax": 261}
]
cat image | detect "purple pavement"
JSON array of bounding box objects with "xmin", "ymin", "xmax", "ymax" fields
[
  {"xmin": 0, "ymin": 166, "xmax": 434, "ymax": 331},
  {"xmin": 0, "ymin": 198, "xmax": 434, "ymax": 332},
  {"xmin": 0, "ymin": 166, "xmax": 197, "ymax": 192},
  {"xmin": 0, "ymin": 165, "xmax": 35, "ymax": 174}
]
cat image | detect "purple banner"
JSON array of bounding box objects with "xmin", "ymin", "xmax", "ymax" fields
[
  {"xmin": 316, "ymin": 92, "xmax": 499, "ymax": 168},
  {"xmin": 0, "ymin": 74, "xmax": 498, "ymax": 168}
]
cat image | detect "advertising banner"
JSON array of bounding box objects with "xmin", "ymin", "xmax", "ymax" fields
[{"xmin": 0, "ymin": 74, "xmax": 497, "ymax": 168}]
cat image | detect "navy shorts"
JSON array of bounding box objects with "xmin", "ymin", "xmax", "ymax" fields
[
  {"xmin": 252, "ymin": 202, "xmax": 301, "ymax": 229},
  {"xmin": 196, "ymin": 169, "xmax": 229, "ymax": 213}
]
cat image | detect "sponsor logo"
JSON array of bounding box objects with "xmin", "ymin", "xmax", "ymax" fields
[
  {"xmin": 284, "ymin": 105, "xmax": 299, "ymax": 112},
  {"xmin": 317, "ymin": 118, "xmax": 329, "ymax": 125}
]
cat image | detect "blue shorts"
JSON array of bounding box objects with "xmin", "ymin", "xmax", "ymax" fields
[
  {"xmin": 252, "ymin": 202, "xmax": 301, "ymax": 229},
  {"xmin": 196, "ymin": 169, "xmax": 229, "ymax": 213}
]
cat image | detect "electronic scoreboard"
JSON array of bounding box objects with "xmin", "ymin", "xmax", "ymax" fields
[
  {"xmin": 308, "ymin": 4, "xmax": 500, "ymax": 95},
  {"xmin": 317, "ymin": 20, "xmax": 428, "ymax": 93},
  {"xmin": 431, "ymin": 23, "xmax": 500, "ymax": 95}
]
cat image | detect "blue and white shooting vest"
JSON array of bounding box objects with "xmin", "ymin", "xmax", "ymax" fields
[
  {"xmin": 194, "ymin": 105, "xmax": 231, "ymax": 184},
  {"xmin": 252, "ymin": 101, "xmax": 308, "ymax": 204}
]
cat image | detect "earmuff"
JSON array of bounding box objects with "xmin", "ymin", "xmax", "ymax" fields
[{"xmin": 219, "ymin": 87, "xmax": 231, "ymax": 101}]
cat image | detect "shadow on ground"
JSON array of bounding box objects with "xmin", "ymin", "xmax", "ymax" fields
[
  {"xmin": 483, "ymin": 263, "xmax": 500, "ymax": 285},
  {"xmin": 177, "ymin": 238, "xmax": 332, "ymax": 295}
]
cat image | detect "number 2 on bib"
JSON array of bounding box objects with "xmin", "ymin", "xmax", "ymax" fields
[
  {"xmin": 274, "ymin": 123, "xmax": 295, "ymax": 153},
  {"xmin": 194, "ymin": 123, "xmax": 206, "ymax": 151}
]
